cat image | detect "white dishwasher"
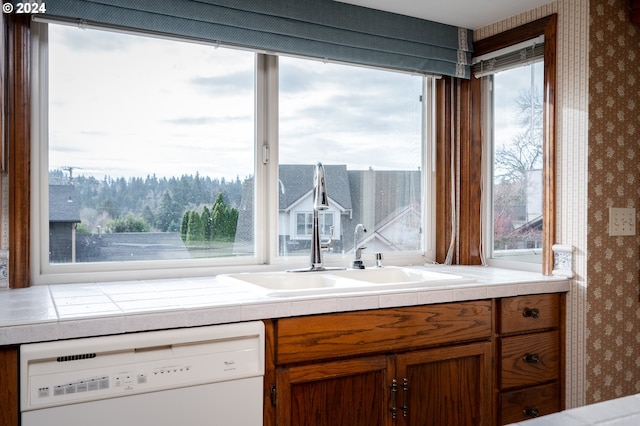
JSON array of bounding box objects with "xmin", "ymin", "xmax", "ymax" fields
[{"xmin": 20, "ymin": 321, "xmax": 264, "ymax": 426}]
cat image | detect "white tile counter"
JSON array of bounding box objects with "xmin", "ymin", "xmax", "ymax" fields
[
  {"xmin": 0, "ymin": 265, "xmax": 570, "ymax": 346},
  {"xmin": 509, "ymin": 394, "xmax": 640, "ymax": 425}
]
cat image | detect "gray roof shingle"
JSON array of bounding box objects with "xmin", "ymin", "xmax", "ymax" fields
[
  {"xmin": 278, "ymin": 164, "xmax": 352, "ymax": 211},
  {"xmin": 49, "ymin": 185, "xmax": 81, "ymax": 223}
]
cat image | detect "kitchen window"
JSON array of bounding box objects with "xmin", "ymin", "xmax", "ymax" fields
[
  {"xmin": 279, "ymin": 56, "xmax": 426, "ymax": 260},
  {"xmin": 472, "ymin": 14, "xmax": 557, "ymax": 273},
  {"xmin": 30, "ymin": 22, "xmax": 433, "ymax": 284},
  {"xmin": 484, "ymin": 61, "xmax": 544, "ymax": 264}
]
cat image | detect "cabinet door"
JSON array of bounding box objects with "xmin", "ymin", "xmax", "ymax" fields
[
  {"xmin": 0, "ymin": 346, "xmax": 19, "ymax": 426},
  {"xmin": 275, "ymin": 356, "xmax": 391, "ymax": 426},
  {"xmin": 395, "ymin": 342, "xmax": 492, "ymax": 426}
]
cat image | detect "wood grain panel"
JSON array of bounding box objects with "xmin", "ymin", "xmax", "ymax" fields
[
  {"xmin": 0, "ymin": 346, "xmax": 19, "ymax": 426},
  {"xmin": 276, "ymin": 356, "xmax": 389, "ymax": 426},
  {"xmin": 500, "ymin": 382, "xmax": 560, "ymax": 425},
  {"xmin": 435, "ymin": 77, "xmax": 453, "ymax": 264},
  {"xmin": 499, "ymin": 331, "xmax": 559, "ymax": 389},
  {"xmin": 498, "ymin": 293, "xmax": 559, "ymax": 334},
  {"xmin": 397, "ymin": 342, "xmax": 492, "ymax": 426},
  {"xmin": 458, "ymin": 77, "xmax": 484, "ymax": 265},
  {"xmin": 275, "ymin": 301, "xmax": 492, "ymax": 365},
  {"xmin": 6, "ymin": 14, "xmax": 31, "ymax": 288}
]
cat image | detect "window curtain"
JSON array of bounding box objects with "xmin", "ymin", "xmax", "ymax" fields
[{"xmin": 34, "ymin": 0, "xmax": 473, "ymax": 78}]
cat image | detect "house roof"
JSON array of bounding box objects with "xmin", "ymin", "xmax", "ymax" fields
[
  {"xmin": 49, "ymin": 185, "xmax": 81, "ymax": 223},
  {"xmin": 279, "ymin": 164, "xmax": 352, "ymax": 211}
]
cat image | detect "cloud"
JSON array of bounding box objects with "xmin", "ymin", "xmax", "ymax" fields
[
  {"xmin": 56, "ymin": 25, "xmax": 139, "ymax": 52},
  {"xmin": 163, "ymin": 117, "xmax": 219, "ymax": 125},
  {"xmin": 48, "ymin": 23, "xmax": 423, "ymax": 180},
  {"xmin": 190, "ymin": 71, "xmax": 254, "ymax": 94}
]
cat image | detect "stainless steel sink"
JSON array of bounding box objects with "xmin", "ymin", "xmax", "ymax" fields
[{"xmin": 218, "ymin": 266, "xmax": 476, "ymax": 296}]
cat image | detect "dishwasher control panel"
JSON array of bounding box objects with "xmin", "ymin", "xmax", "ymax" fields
[
  {"xmin": 30, "ymin": 360, "xmax": 200, "ymax": 406},
  {"xmin": 21, "ymin": 322, "xmax": 265, "ymax": 411}
]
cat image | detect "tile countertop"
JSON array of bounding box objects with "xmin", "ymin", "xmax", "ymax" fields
[
  {"xmin": 0, "ymin": 265, "xmax": 570, "ymax": 346},
  {"xmin": 509, "ymin": 394, "xmax": 640, "ymax": 425}
]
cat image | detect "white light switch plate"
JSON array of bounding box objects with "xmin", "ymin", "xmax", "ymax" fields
[{"xmin": 609, "ymin": 207, "xmax": 636, "ymax": 236}]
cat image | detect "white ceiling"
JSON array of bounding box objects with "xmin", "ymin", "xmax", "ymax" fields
[{"xmin": 337, "ymin": 0, "xmax": 552, "ymax": 29}]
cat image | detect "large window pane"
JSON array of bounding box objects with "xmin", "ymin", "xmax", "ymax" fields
[
  {"xmin": 491, "ymin": 62, "xmax": 544, "ymax": 263},
  {"xmin": 47, "ymin": 25, "xmax": 255, "ymax": 264},
  {"xmin": 278, "ymin": 57, "xmax": 424, "ymax": 259}
]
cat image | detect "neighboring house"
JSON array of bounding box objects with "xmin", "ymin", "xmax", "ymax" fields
[
  {"xmin": 49, "ymin": 185, "xmax": 81, "ymax": 263},
  {"xmin": 236, "ymin": 165, "xmax": 423, "ymax": 256},
  {"xmin": 278, "ymin": 164, "xmax": 352, "ymax": 255},
  {"xmin": 345, "ymin": 169, "xmax": 421, "ymax": 253},
  {"xmin": 356, "ymin": 205, "xmax": 422, "ymax": 253}
]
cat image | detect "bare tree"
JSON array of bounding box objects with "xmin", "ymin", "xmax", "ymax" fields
[
  {"xmin": 494, "ymin": 87, "xmax": 543, "ymax": 184},
  {"xmin": 493, "ymin": 86, "xmax": 543, "ymax": 250}
]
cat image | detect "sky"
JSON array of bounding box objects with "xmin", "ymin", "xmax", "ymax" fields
[
  {"xmin": 492, "ymin": 61, "xmax": 544, "ymax": 154},
  {"xmin": 48, "ymin": 24, "xmax": 424, "ymax": 182}
]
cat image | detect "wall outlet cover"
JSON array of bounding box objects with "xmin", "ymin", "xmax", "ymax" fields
[{"xmin": 609, "ymin": 207, "xmax": 636, "ymax": 236}]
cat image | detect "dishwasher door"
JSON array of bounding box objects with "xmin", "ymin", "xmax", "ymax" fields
[
  {"xmin": 21, "ymin": 322, "xmax": 265, "ymax": 426},
  {"xmin": 22, "ymin": 377, "xmax": 263, "ymax": 425}
]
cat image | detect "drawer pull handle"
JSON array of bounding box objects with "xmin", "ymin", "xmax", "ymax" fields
[
  {"xmin": 523, "ymin": 407, "xmax": 540, "ymax": 418},
  {"xmin": 523, "ymin": 308, "xmax": 540, "ymax": 318},
  {"xmin": 523, "ymin": 353, "xmax": 540, "ymax": 364}
]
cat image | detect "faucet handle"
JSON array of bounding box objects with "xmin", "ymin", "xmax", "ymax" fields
[{"xmin": 375, "ymin": 252, "xmax": 383, "ymax": 268}]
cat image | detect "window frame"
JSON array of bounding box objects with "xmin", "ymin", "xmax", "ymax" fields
[
  {"xmin": 13, "ymin": 20, "xmax": 435, "ymax": 286},
  {"xmin": 483, "ymin": 61, "xmax": 544, "ymax": 267},
  {"xmin": 474, "ymin": 15, "xmax": 557, "ymax": 274}
]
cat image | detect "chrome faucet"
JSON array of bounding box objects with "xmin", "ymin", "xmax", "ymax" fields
[
  {"xmin": 287, "ymin": 162, "xmax": 336, "ymax": 272},
  {"xmin": 309, "ymin": 162, "xmax": 333, "ymax": 270},
  {"xmin": 352, "ymin": 223, "xmax": 367, "ymax": 269}
]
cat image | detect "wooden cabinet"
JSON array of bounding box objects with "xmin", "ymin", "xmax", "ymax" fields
[
  {"xmin": 275, "ymin": 355, "xmax": 391, "ymax": 426},
  {"xmin": 265, "ymin": 301, "xmax": 494, "ymax": 426},
  {"xmin": 396, "ymin": 343, "xmax": 492, "ymax": 426},
  {"xmin": 496, "ymin": 293, "xmax": 564, "ymax": 424},
  {"xmin": 0, "ymin": 346, "xmax": 19, "ymax": 426}
]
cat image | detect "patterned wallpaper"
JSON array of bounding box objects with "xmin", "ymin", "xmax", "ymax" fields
[
  {"xmin": 587, "ymin": 0, "xmax": 640, "ymax": 403},
  {"xmin": 476, "ymin": 0, "xmax": 640, "ymax": 407}
]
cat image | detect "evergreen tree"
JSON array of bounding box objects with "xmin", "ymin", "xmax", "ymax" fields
[
  {"xmin": 180, "ymin": 211, "xmax": 190, "ymax": 243},
  {"xmin": 186, "ymin": 211, "xmax": 204, "ymax": 244},
  {"xmin": 227, "ymin": 207, "xmax": 239, "ymax": 241},
  {"xmin": 142, "ymin": 205, "xmax": 155, "ymax": 228},
  {"xmin": 211, "ymin": 193, "xmax": 228, "ymax": 241},
  {"xmin": 202, "ymin": 205, "xmax": 212, "ymax": 243},
  {"xmin": 156, "ymin": 191, "xmax": 182, "ymax": 232}
]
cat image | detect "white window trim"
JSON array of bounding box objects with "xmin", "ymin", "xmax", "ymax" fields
[
  {"xmin": 29, "ymin": 23, "xmax": 434, "ymax": 285},
  {"xmin": 480, "ymin": 74, "xmax": 542, "ymax": 274}
]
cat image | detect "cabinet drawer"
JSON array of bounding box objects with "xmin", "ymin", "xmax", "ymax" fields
[
  {"xmin": 499, "ymin": 294, "xmax": 559, "ymax": 334},
  {"xmin": 275, "ymin": 301, "xmax": 492, "ymax": 364},
  {"xmin": 500, "ymin": 382, "xmax": 560, "ymax": 425},
  {"xmin": 499, "ymin": 330, "xmax": 559, "ymax": 389}
]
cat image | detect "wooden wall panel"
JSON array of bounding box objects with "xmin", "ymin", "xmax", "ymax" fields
[{"xmin": 6, "ymin": 15, "xmax": 31, "ymax": 288}]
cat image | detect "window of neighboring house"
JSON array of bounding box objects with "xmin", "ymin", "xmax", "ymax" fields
[
  {"xmin": 478, "ymin": 41, "xmax": 545, "ymax": 266},
  {"xmin": 278, "ymin": 56, "xmax": 428, "ymax": 262},
  {"xmin": 31, "ymin": 21, "xmax": 433, "ymax": 283},
  {"xmin": 295, "ymin": 212, "xmax": 333, "ymax": 237}
]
